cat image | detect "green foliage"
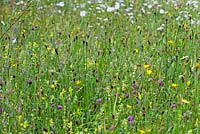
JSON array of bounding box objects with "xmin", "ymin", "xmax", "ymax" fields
[{"xmin": 0, "ymin": 1, "xmax": 200, "ymax": 133}]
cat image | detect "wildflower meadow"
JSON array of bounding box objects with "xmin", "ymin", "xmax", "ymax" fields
[{"xmin": 0, "ymin": 0, "xmax": 200, "ymax": 133}]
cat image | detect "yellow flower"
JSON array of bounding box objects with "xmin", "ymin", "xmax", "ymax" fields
[
  {"xmin": 146, "ymin": 128, "xmax": 152, "ymax": 132},
  {"xmin": 187, "ymin": 81, "xmax": 191, "ymax": 86},
  {"xmin": 138, "ymin": 128, "xmax": 152, "ymax": 133},
  {"xmin": 171, "ymin": 83, "xmax": 177, "ymax": 88},
  {"xmin": 138, "ymin": 129, "xmax": 145, "ymax": 134},
  {"xmin": 51, "ymin": 84, "xmax": 55, "ymax": 89},
  {"xmin": 127, "ymin": 104, "xmax": 132, "ymax": 109},
  {"xmin": 146, "ymin": 70, "xmax": 152, "ymax": 75},
  {"xmin": 168, "ymin": 40, "xmax": 175, "ymax": 45},
  {"xmin": 182, "ymin": 99, "xmax": 190, "ymax": 104},
  {"xmin": 134, "ymin": 48, "xmax": 138, "ymax": 53},
  {"xmin": 143, "ymin": 64, "xmax": 150, "ymax": 69},
  {"xmin": 195, "ymin": 63, "xmax": 199, "ymax": 69},
  {"xmin": 75, "ymin": 80, "xmax": 82, "ymax": 85},
  {"xmin": 47, "ymin": 47, "xmax": 51, "ymax": 51}
]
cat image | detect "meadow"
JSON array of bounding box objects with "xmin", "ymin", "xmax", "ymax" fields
[{"xmin": 0, "ymin": 0, "xmax": 200, "ymax": 133}]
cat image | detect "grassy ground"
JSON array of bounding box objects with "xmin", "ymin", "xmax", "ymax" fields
[{"xmin": 0, "ymin": 0, "xmax": 200, "ymax": 133}]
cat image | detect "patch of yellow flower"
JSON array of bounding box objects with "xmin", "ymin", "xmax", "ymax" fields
[
  {"xmin": 138, "ymin": 128, "xmax": 152, "ymax": 133},
  {"xmin": 168, "ymin": 40, "xmax": 175, "ymax": 45},
  {"xmin": 146, "ymin": 69, "xmax": 152, "ymax": 75},
  {"xmin": 187, "ymin": 80, "xmax": 191, "ymax": 86},
  {"xmin": 171, "ymin": 83, "xmax": 177, "ymax": 88},
  {"xmin": 51, "ymin": 84, "xmax": 55, "ymax": 89},
  {"xmin": 143, "ymin": 64, "xmax": 150, "ymax": 69},
  {"xmin": 182, "ymin": 98, "xmax": 190, "ymax": 104},
  {"xmin": 75, "ymin": 80, "xmax": 82, "ymax": 85}
]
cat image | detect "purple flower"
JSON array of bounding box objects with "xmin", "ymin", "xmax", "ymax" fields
[
  {"xmin": 0, "ymin": 108, "xmax": 3, "ymax": 114},
  {"xmin": 16, "ymin": 109, "xmax": 21, "ymax": 113},
  {"xmin": 124, "ymin": 93, "xmax": 129, "ymax": 98},
  {"xmin": 96, "ymin": 77, "xmax": 100, "ymax": 82},
  {"xmin": 171, "ymin": 104, "xmax": 176, "ymax": 108},
  {"xmin": 114, "ymin": 93, "xmax": 118, "ymax": 97},
  {"xmin": 96, "ymin": 98, "xmax": 102, "ymax": 103},
  {"xmin": 135, "ymin": 84, "xmax": 139, "ymax": 88},
  {"xmin": 57, "ymin": 105, "xmax": 63, "ymax": 109},
  {"xmin": 132, "ymin": 90, "xmax": 137, "ymax": 94},
  {"xmin": 51, "ymin": 103, "xmax": 55, "ymax": 107},
  {"xmin": 128, "ymin": 115, "xmax": 134, "ymax": 124},
  {"xmin": 148, "ymin": 78, "xmax": 153, "ymax": 81},
  {"xmin": 158, "ymin": 80, "xmax": 164, "ymax": 87},
  {"xmin": 110, "ymin": 125, "xmax": 115, "ymax": 130}
]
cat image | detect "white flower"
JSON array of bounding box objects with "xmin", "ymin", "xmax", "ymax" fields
[
  {"xmin": 80, "ymin": 10, "xmax": 87, "ymax": 17},
  {"xmin": 159, "ymin": 9, "xmax": 167, "ymax": 14},
  {"xmin": 56, "ymin": 2, "xmax": 64, "ymax": 7},
  {"xmin": 107, "ymin": 6, "xmax": 115, "ymax": 12}
]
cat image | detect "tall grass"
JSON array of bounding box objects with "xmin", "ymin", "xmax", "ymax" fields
[{"xmin": 0, "ymin": 0, "xmax": 199, "ymax": 133}]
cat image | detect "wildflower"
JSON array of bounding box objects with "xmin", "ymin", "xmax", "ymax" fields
[
  {"xmin": 110, "ymin": 125, "xmax": 115, "ymax": 130},
  {"xmin": 171, "ymin": 104, "xmax": 176, "ymax": 108},
  {"xmin": 187, "ymin": 80, "xmax": 191, "ymax": 86},
  {"xmin": 16, "ymin": 109, "xmax": 21, "ymax": 113},
  {"xmin": 20, "ymin": 121, "xmax": 29, "ymax": 129},
  {"xmin": 51, "ymin": 84, "xmax": 55, "ymax": 89},
  {"xmin": 127, "ymin": 104, "xmax": 132, "ymax": 109},
  {"xmin": 75, "ymin": 80, "xmax": 82, "ymax": 85},
  {"xmin": 148, "ymin": 78, "xmax": 153, "ymax": 81},
  {"xmin": 51, "ymin": 103, "xmax": 55, "ymax": 107},
  {"xmin": 96, "ymin": 77, "xmax": 100, "ymax": 82},
  {"xmin": 182, "ymin": 99, "xmax": 190, "ymax": 104},
  {"xmin": 138, "ymin": 128, "xmax": 152, "ymax": 133},
  {"xmin": 114, "ymin": 93, "xmax": 118, "ymax": 97},
  {"xmin": 143, "ymin": 64, "xmax": 150, "ymax": 69},
  {"xmin": 96, "ymin": 98, "xmax": 102, "ymax": 103},
  {"xmin": 57, "ymin": 105, "xmax": 63, "ymax": 109},
  {"xmin": 196, "ymin": 63, "xmax": 199, "ymax": 69},
  {"xmin": 158, "ymin": 80, "xmax": 164, "ymax": 87},
  {"xmin": 134, "ymin": 48, "xmax": 138, "ymax": 53},
  {"xmin": 138, "ymin": 129, "xmax": 145, "ymax": 134},
  {"xmin": 124, "ymin": 93, "xmax": 129, "ymax": 98},
  {"xmin": 135, "ymin": 84, "xmax": 139, "ymax": 88},
  {"xmin": 80, "ymin": 10, "xmax": 87, "ymax": 17},
  {"xmin": 128, "ymin": 115, "xmax": 134, "ymax": 124},
  {"xmin": 132, "ymin": 90, "xmax": 137, "ymax": 94},
  {"xmin": 168, "ymin": 40, "xmax": 175, "ymax": 45},
  {"xmin": 171, "ymin": 83, "xmax": 177, "ymax": 88},
  {"xmin": 56, "ymin": 2, "xmax": 64, "ymax": 7},
  {"xmin": 0, "ymin": 108, "xmax": 3, "ymax": 114},
  {"xmin": 146, "ymin": 70, "xmax": 152, "ymax": 75}
]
